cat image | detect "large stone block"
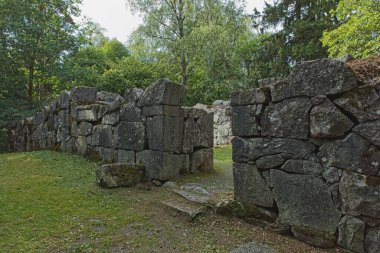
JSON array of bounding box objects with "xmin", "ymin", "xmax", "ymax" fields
[
  {"xmin": 124, "ymin": 87, "xmax": 143, "ymax": 104},
  {"xmin": 138, "ymin": 79, "xmax": 186, "ymax": 107},
  {"xmin": 190, "ymin": 149, "xmax": 213, "ymax": 173},
  {"xmin": 120, "ymin": 103, "xmax": 144, "ymax": 122},
  {"xmin": 117, "ymin": 149, "xmax": 135, "ymax": 164},
  {"xmin": 92, "ymin": 125, "xmax": 114, "ymax": 148},
  {"xmin": 97, "ymin": 91, "xmax": 124, "ymax": 103},
  {"xmin": 261, "ymin": 98, "xmax": 312, "ymax": 140},
  {"xmin": 310, "ymin": 99, "xmax": 354, "ymax": 138},
  {"xmin": 339, "ymin": 171, "xmax": 380, "ymax": 219},
  {"xmin": 233, "ymin": 163, "xmax": 273, "ymax": 208},
  {"xmin": 230, "ymin": 87, "xmax": 270, "ymax": 106},
  {"xmin": 231, "ymin": 105, "xmax": 260, "ymax": 137},
  {"xmin": 136, "ymin": 150, "xmax": 185, "ymax": 180},
  {"xmin": 96, "ymin": 163, "xmax": 144, "ymax": 188},
  {"xmin": 75, "ymin": 135, "xmax": 88, "ymax": 155},
  {"xmin": 74, "ymin": 104, "xmax": 99, "ymax": 122},
  {"xmin": 232, "ymin": 137, "xmax": 315, "ymax": 163},
  {"xmin": 365, "ymin": 228, "xmax": 380, "ymax": 253},
  {"xmin": 272, "ymin": 59, "xmax": 358, "ymax": 102},
  {"xmin": 78, "ymin": 122, "xmax": 93, "ymax": 136},
  {"xmin": 102, "ymin": 110, "xmax": 120, "ymax": 125},
  {"xmin": 57, "ymin": 91, "xmax": 70, "ymax": 109},
  {"xmin": 147, "ymin": 116, "xmax": 183, "ymax": 153},
  {"xmin": 256, "ymin": 154, "xmax": 286, "ymax": 169},
  {"xmin": 70, "ymin": 86, "xmax": 97, "ymax": 104},
  {"xmin": 271, "ymin": 170, "xmax": 341, "ymax": 247},
  {"xmin": 184, "ymin": 107, "xmax": 207, "ymax": 119},
  {"xmin": 337, "ymin": 216, "xmax": 365, "ymax": 253},
  {"xmin": 318, "ymin": 133, "xmax": 380, "ymax": 176},
  {"xmin": 353, "ymin": 120, "xmax": 380, "ymax": 146},
  {"xmin": 142, "ymin": 105, "xmax": 184, "ymax": 117},
  {"xmin": 193, "ymin": 112, "xmax": 214, "ymax": 149},
  {"xmin": 334, "ymin": 85, "xmax": 380, "ymax": 122},
  {"xmin": 280, "ymin": 160, "xmax": 323, "ymax": 175},
  {"xmin": 116, "ymin": 122, "xmax": 146, "ymax": 151}
]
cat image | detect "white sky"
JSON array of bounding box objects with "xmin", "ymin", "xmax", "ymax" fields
[{"xmin": 79, "ymin": 0, "xmax": 267, "ymax": 43}]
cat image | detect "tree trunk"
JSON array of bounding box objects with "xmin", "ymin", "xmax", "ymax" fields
[
  {"xmin": 27, "ymin": 64, "xmax": 34, "ymax": 106},
  {"xmin": 180, "ymin": 53, "xmax": 188, "ymax": 85}
]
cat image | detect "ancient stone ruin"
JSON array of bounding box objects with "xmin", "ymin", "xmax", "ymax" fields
[
  {"xmin": 231, "ymin": 58, "xmax": 380, "ymax": 253},
  {"xmin": 7, "ymin": 79, "xmax": 214, "ymax": 182},
  {"xmin": 194, "ymin": 100, "xmax": 232, "ymax": 146}
]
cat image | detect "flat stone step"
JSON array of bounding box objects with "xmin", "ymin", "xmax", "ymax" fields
[
  {"xmin": 172, "ymin": 188, "xmax": 210, "ymax": 204},
  {"xmin": 160, "ymin": 199, "xmax": 204, "ymax": 221}
]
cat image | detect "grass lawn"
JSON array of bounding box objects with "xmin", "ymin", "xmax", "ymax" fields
[{"xmin": 0, "ymin": 147, "xmax": 336, "ymax": 253}]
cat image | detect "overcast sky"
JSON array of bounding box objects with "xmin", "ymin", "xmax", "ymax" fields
[{"xmin": 79, "ymin": 0, "xmax": 266, "ymax": 43}]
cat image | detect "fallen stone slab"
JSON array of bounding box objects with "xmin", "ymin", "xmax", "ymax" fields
[
  {"xmin": 160, "ymin": 200, "xmax": 204, "ymax": 221},
  {"xmin": 96, "ymin": 163, "xmax": 144, "ymax": 188},
  {"xmin": 172, "ymin": 189, "xmax": 210, "ymax": 204}
]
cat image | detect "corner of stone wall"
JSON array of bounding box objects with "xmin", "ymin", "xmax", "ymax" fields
[{"xmin": 231, "ymin": 58, "xmax": 380, "ymax": 252}]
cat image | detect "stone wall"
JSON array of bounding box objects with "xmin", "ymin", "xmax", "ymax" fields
[
  {"xmin": 231, "ymin": 59, "xmax": 380, "ymax": 253},
  {"xmin": 7, "ymin": 79, "xmax": 214, "ymax": 181},
  {"xmin": 195, "ymin": 101, "xmax": 232, "ymax": 146}
]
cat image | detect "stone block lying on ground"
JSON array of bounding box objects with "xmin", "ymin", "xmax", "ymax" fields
[{"xmin": 96, "ymin": 163, "xmax": 144, "ymax": 188}]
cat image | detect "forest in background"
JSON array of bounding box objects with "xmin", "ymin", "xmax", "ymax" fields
[{"xmin": 0, "ymin": 0, "xmax": 379, "ymax": 150}]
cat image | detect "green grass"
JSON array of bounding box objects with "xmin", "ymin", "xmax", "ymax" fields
[
  {"xmin": 0, "ymin": 151, "xmax": 147, "ymax": 252},
  {"xmin": 214, "ymin": 145, "xmax": 232, "ymax": 164},
  {"xmin": 0, "ymin": 146, "xmax": 235, "ymax": 252}
]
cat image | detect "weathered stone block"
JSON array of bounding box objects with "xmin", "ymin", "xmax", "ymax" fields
[
  {"xmin": 96, "ymin": 163, "xmax": 144, "ymax": 188},
  {"xmin": 365, "ymin": 228, "xmax": 380, "ymax": 253},
  {"xmin": 70, "ymin": 86, "xmax": 97, "ymax": 104},
  {"xmin": 334, "ymin": 85, "xmax": 380, "ymax": 122},
  {"xmin": 322, "ymin": 167, "xmax": 342, "ymax": 184},
  {"xmin": 96, "ymin": 147, "xmax": 117, "ymax": 164},
  {"xmin": 318, "ymin": 133, "xmax": 380, "ymax": 176},
  {"xmin": 74, "ymin": 104, "xmax": 99, "ymax": 122},
  {"xmin": 136, "ymin": 150, "xmax": 185, "ymax": 180},
  {"xmin": 92, "ymin": 125, "xmax": 114, "ymax": 148},
  {"xmin": 190, "ymin": 149, "xmax": 213, "ymax": 173},
  {"xmin": 353, "ymin": 120, "xmax": 380, "ymax": 146},
  {"xmin": 97, "ymin": 91, "xmax": 124, "ymax": 103},
  {"xmin": 142, "ymin": 105, "xmax": 184, "ymax": 117},
  {"xmin": 138, "ymin": 79, "xmax": 186, "ymax": 107},
  {"xmin": 280, "ymin": 160, "xmax": 323, "ymax": 175},
  {"xmin": 232, "ymin": 137, "xmax": 315, "ymax": 163},
  {"xmin": 230, "ymin": 87, "xmax": 270, "ymax": 106},
  {"xmin": 193, "ymin": 112, "xmax": 213, "ymax": 149},
  {"xmin": 117, "ymin": 149, "xmax": 135, "ymax": 164},
  {"xmin": 338, "ymin": 216, "xmax": 365, "ymax": 253},
  {"xmin": 124, "ymin": 87, "xmax": 143, "ymax": 104},
  {"xmin": 272, "ymin": 59, "xmax": 357, "ymax": 102},
  {"xmin": 339, "ymin": 171, "xmax": 380, "ymax": 219},
  {"xmin": 75, "ymin": 136, "xmax": 87, "ymax": 155},
  {"xmin": 147, "ymin": 116, "xmax": 183, "ymax": 153},
  {"xmin": 256, "ymin": 154, "xmax": 286, "ymax": 170},
  {"xmin": 102, "ymin": 110, "xmax": 120, "ymax": 125},
  {"xmin": 233, "ymin": 163, "xmax": 273, "ymax": 208},
  {"xmin": 183, "ymin": 107, "xmax": 207, "ymax": 119},
  {"xmin": 231, "ymin": 105, "xmax": 260, "ymax": 137},
  {"xmin": 116, "ymin": 122, "xmax": 146, "ymax": 151},
  {"xmin": 78, "ymin": 122, "xmax": 93, "ymax": 136},
  {"xmin": 261, "ymin": 98, "xmax": 312, "ymax": 140},
  {"xmin": 310, "ymin": 99, "xmax": 354, "ymax": 138},
  {"xmin": 270, "ymin": 170, "xmax": 341, "ymax": 247},
  {"xmin": 57, "ymin": 91, "xmax": 70, "ymax": 109},
  {"xmin": 120, "ymin": 104, "xmax": 143, "ymax": 122}
]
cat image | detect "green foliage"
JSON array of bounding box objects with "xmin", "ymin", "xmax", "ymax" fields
[
  {"xmin": 261, "ymin": 0, "xmax": 339, "ymax": 65},
  {"xmin": 321, "ymin": 0, "xmax": 380, "ymax": 58}
]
